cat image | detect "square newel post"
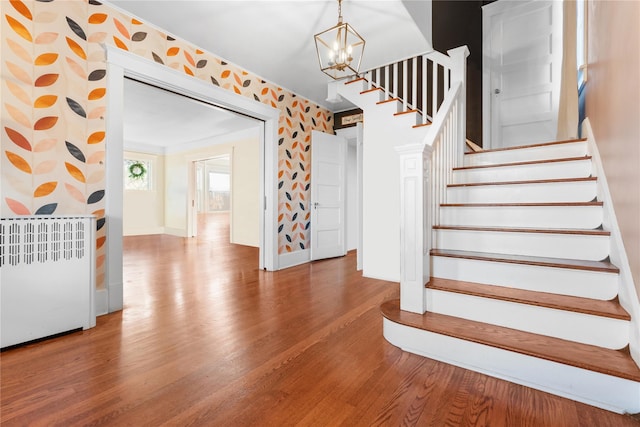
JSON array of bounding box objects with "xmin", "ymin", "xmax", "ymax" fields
[
  {"xmin": 395, "ymin": 143, "xmax": 433, "ymax": 314},
  {"xmin": 447, "ymin": 46, "xmax": 470, "ymax": 167}
]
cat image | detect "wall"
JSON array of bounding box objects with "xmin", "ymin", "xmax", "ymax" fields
[
  {"xmin": 585, "ymin": 0, "xmax": 640, "ymax": 296},
  {"xmin": 123, "ymin": 151, "xmax": 164, "ymax": 235},
  {"xmin": 432, "ymin": 0, "xmax": 492, "ymax": 146},
  {"xmin": 164, "ymin": 129, "xmax": 260, "ymax": 246},
  {"xmin": 1, "ymin": 0, "xmax": 333, "ymax": 291},
  {"xmin": 345, "ymin": 143, "xmax": 358, "ymax": 251}
]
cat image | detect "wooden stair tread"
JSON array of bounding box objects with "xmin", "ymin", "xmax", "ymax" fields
[
  {"xmin": 345, "ymin": 77, "xmax": 366, "ymax": 85},
  {"xmin": 464, "ymin": 138, "xmax": 587, "ymax": 155},
  {"xmin": 413, "ymin": 122, "xmax": 432, "ymax": 128},
  {"xmin": 453, "ymin": 156, "xmax": 592, "ymax": 171},
  {"xmin": 394, "ymin": 109, "xmax": 419, "ymax": 116},
  {"xmin": 377, "ymin": 98, "xmax": 399, "ymax": 105},
  {"xmin": 432, "ymin": 225, "xmax": 610, "ymax": 236},
  {"xmin": 360, "ymin": 87, "xmax": 382, "ymax": 95},
  {"xmin": 448, "ymin": 176, "xmax": 597, "ymax": 188},
  {"xmin": 430, "ymin": 249, "xmax": 620, "ymax": 273},
  {"xmin": 426, "ymin": 277, "xmax": 630, "ymax": 320},
  {"xmin": 380, "ymin": 299, "xmax": 640, "ymax": 382},
  {"xmin": 440, "ymin": 201, "xmax": 603, "ymax": 207}
]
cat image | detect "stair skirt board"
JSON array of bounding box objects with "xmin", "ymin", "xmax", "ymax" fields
[
  {"xmin": 431, "ymin": 256, "xmax": 618, "ymax": 300},
  {"xmin": 383, "ymin": 318, "xmax": 640, "ymax": 414},
  {"xmin": 433, "ymin": 228, "xmax": 610, "ymax": 261},
  {"xmin": 446, "ymin": 179, "xmax": 598, "ymax": 204},
  {"xmin": 463, "ymin": 140, "xmax": 588, "ymax": 167},
  {"xmin": 439, "ymin": 204, "xmax": 603, "ymax": 229},
  {"xmin": 452, "ymin": 159, "xmax": 593, "ymax": 184},
  {"xmin": 425, "ymin": 289, "xmax": 629, "ymax": 349}
]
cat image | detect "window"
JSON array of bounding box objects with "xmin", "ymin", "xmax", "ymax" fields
[{"xmin": 124, "ymin": 159, "xmax": 152, "ymax": 191}]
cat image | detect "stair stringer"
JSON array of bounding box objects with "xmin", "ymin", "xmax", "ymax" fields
[
  {"xmin": 332, "ymin": 79, "xmax": 430, "ymax": 282},
  {"xmin": 584, "ymin": 118, "xmax": 640, "ymax": 368},
  {"xmin": 383, "ymin": 318, "xmax": 640, "ymax": 414}
]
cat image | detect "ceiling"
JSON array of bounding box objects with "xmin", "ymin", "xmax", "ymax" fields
[
  {"xmin": 108, "ymin": 1, "xmax": 432, "ymax": 152},
  {"xmin": 122, "ymin": 78, "xmax": 259, "ymax": 153}
]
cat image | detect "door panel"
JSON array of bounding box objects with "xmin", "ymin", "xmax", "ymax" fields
[
  {"xmin": 484, "ymin": 0, "xmax": 562, "ymax": 148},
  {"xmin": 310, "ymin": 130, "xmax": 347, "ymax": 261}
]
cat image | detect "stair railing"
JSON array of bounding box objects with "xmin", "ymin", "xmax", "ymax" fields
[
  {"xmin": 393, "ymin": 46, "xmax": 469, "ymax": 314},
  {"xmin": 360, "ymin": 49, "xmax": 460, "ymax": 125}
]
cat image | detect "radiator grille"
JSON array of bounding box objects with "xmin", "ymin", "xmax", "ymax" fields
[{"xmin": 0, "ymin": 217, "xmax": 89, "ymax": 268}]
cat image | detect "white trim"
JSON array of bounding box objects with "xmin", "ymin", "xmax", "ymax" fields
[
  {"xmin": 583, "ymin": 118, "xmax": 640, "ymax": 367},
  {"xmin": 105, "ymin": 46, "xmax": 280, "ymax": 313},
  {"xmin": 383, "ymin": 318, "xmax": 640, "ymax": 414},
  {"xmin": 95, "ymin": 289, "xmax": 109, "ymax": 316},
  {"xmin": 278, "ymin": 249, "xmax": 311, "ymax": 269},
  {"xmin": 123, "ymin": 227, "xmax": 165, "ymax": 236}
]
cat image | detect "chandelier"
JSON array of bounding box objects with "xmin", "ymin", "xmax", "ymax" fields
[{"xmin": 314, "ymin": 0, "xmax": 365, "ymax": 79}]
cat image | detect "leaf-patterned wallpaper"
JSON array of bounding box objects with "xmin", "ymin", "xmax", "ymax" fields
[{"xmin": 1, "ymin": 0, "xmax": 334, "ymax": 289}]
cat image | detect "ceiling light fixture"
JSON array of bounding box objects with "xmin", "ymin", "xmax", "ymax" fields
[{"xmin": 314, "ymin": 0, "xmax": 365, "ymax": 80}]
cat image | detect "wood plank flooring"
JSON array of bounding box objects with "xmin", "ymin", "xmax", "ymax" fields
[{"xmin": 1, "ymin": 213, "xmax": 638, "ymax": 426}]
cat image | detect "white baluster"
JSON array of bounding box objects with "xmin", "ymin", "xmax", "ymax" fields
[
  {"xmin": 412, "ymin": 57, "xmax": 418, "ymax": 113},
  {"xmin": 385, "ymin": 64, "xmax": 390, "ymax": 99},
  {"xmin": 402, "ymin": 59, "xmax": 408, "ymax": 111},
  {"xmin": 432, "ymin": 63, "xmax": 439, "ymax": 119},
  {"xmin": 422, "ymin": 56, "xmax": 428, "ymax": 124},
  {"xmin": 393, "ymin": 62, "xmax": 398, "ymax": 100}
]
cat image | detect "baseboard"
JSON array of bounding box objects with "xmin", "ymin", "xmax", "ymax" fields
[
  {"xmin": 278, "ymin": 249, "xmax": 310, "ymax": 269},
  {"xmin": 123, "ymin": 226, "xmax": 165, "ymax": 236},
  {"xmin": 583, "ymin": 118, "xmax": 640, "ymax": 367},
  {"xmin": 164, "ymin": 227, "xmax": 188, "ymax": 237}
]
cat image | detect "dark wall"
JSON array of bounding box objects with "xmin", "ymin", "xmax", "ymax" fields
[{"xmin": 432, "ymin": 1, "xmax": 495, "ymax": 147}]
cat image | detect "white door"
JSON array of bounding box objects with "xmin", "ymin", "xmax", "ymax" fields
[
  {"xmin": 310, "ymin": 130, "xmax": 347, "ymax": 261},
  {"xmin": 483, "ymin": 0, "xmax": 563, "ymax": 149}
]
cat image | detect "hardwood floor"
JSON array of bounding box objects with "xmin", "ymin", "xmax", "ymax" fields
[{"xmin": 1, "ymin": 213, "xmax": 638, "ymax": 426}]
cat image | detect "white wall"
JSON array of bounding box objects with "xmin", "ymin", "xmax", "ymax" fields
[
  {"xmin": 361, "ymin": 114, "xmax": 406, "ymax": 282},
  {"xmin": 164, "ymin": 128, "xmax": 261, "ymax": 246},
  {"xmin": 123, "ymin": 151, "xmax": 165, "ymax": 235},
  {"xmin": 346, "ymin": 143, "xmax": 358, "ymax": 251}
]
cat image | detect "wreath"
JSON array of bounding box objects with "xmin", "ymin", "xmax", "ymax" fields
[{"xmin": 128, "ymin": 161, "xmax": 147, "ymax": 180}]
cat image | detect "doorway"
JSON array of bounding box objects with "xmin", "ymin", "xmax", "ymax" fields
[
  {"xmin": 104, "ymin": 46, "xmax": 280, "ymax": 314},
  {"xmin": 482, "ymin": 0, "xmax": 563, "ymax": 148}
]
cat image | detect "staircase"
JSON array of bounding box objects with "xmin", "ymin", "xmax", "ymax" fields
[
  {"xmin": 332, "ymin": 47, "xmax": 640, "ymax": 414},
  {"xmin": 382, "ymin": 138, "xmax": 640, "ymax": 413}
]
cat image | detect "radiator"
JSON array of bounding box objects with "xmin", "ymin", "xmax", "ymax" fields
[{"xmin": 1, "ymin": 216, "xmax": 96, "ymax": 348}]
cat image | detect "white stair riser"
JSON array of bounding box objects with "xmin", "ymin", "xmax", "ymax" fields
[
  {"xmin": 464, "ymin": 141, "xmax": 588, "ymax": 166},
  {"xmin": 383, "ymin": 319, "xmax": 640, "ymax": 414},
  {"xmin": 439, "ymin": 205, "xmax": 603, "ymax": 229},
  {"xmin": 377, "ymin": 100, "xmax": 403, "ymax": 115},
  {"xmin": 393, "ymin": 112, "xmax": 422, "ymax": 128},
  {"xmin": 425, "ymin": 290, "xmax": 629, "ymax": 349},
  {"xmin": 337, "ymin": 83, "xmax": 430, "ymax": 145},
  {"xmin": 359, "ymin": 90, "xmax": 386, "ymax": 106},
  {"xmin": 434, "ymin": 229, "xmax": 610, "ymax": 261},
  {"xmin": 447, "ymin": 180, "xmax": 598, "ymax": 204},
  {"xmin": 453, "ymin": 159, "xmax": 592, "ymax": 184},
  {"xmin": 431, "ymin": 256, "xmax": 618, "ymax": 300},
  {"xmin": 339, "ymin": 81, "xmax": 380, "ymax": 106}
]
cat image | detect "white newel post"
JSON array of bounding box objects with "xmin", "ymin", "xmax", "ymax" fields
[
  {"xmin": 448, "ymin": 46, "xmax": 470, "ymax": 167},
  {"xmin": 396, "ymin": 143, "xmax": 433, "ymax": 314}
]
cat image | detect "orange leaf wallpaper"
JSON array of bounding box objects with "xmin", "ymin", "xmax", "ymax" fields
[{"xmin": 1, "ymin": 0, "xmax": 334, "ymax": 289}]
